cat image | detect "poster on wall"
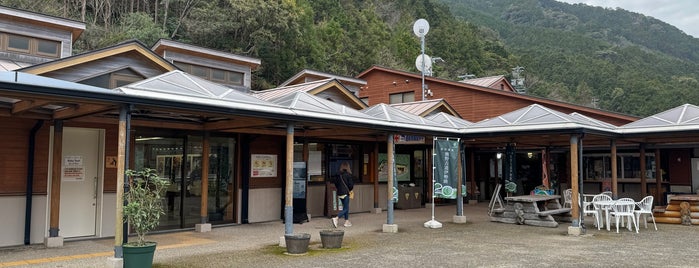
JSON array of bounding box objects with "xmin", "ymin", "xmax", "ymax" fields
[
  {"xmin": 251, "ymin": 154, "xmax": 277, "ymax": 177},
  {"xmin": 378, "ymin": 153, "xmax": 411, "ymax": 182},
  {"xmin": 63, "ymin": 155, "xmax": 85, "ymax": 181}
]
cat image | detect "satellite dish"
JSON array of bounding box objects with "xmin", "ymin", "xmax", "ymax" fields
[
  {"xmin": 415, "ymin": 54, "xmax": 432, "ymax": 73},
  {"xmin": 413, "ymin": 19, "xmax": 430, "ymax": 37}
]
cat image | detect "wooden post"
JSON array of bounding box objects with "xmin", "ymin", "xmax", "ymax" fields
[
  {"xmin": 114, "ymin": 107, "xmax": 126, "ymax": 256},
  {"xmin": 387, "ymin": 134, "xmax": 395, "ymax": 225},
  {"xmin": 656, "ymin": 148, "xmax": 662, "ymax": 204},
  {"xmin": 640, "ymin": 144, "xmax": 647, "ymax": 197},
  {"xmin": 570, "ymin": 135, "xmax": 580, "ymax": 226},
  {"xmin": 373, "ymin": 142, "xmax": 379, "ymax": 209},
  {"xmin": 284, "ymin": 124, "xmax": 294, "ymax": 235},
  {"xmin": 456, "ymin": 140, "xmax": 463, "ymax": 216},
  {"xmin": 611, "ymin": 140, "xmax": 618, "ymax": 199},
  {"xmin": 200, "ymin": 132, "xmax": 210, "ymax": 223},
  {"xmin": 49, "ymin": 120, "xmax": 63, "ymax": 237},
  {"xmin": 469, "ymin": 149, "xmax": 476, "ymax": 199}
]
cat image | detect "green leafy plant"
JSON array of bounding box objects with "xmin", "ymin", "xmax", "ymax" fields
[{"xmin": 124, "ymin": 168, "xmax": 169, "ymax": 247}]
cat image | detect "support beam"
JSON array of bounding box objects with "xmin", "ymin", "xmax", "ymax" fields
[
  {"xmin": 570, "ymin": 135, "xmax": 580, "ymax": 227},
  {"xmin": 640, "ymin": 144, "xmax": 647, "ymax": 196},
  {"xmin": 611, "ymin": 140, "xmax": 618, "ymax": 199},
  {"xmin": 196, "ymin": 132, "xmax": 212, "ymax": 233},
  {"xmin": 383, "ymin": 134, "xmax": 397, "ymax": 233},
  {"xmin": 655, "ymin": 148, "xmax": 662, "ymax": 203},
  {"xmin": 284, "ymin": 123, "xmax": 294, "ymax": 235},
  {"xmin": 49, "ymin": 120, "xmax": 63, "ymax": 238},
  {"xmin": 114, "ymin": 107, "xmax": 127, "ymax": 257}
]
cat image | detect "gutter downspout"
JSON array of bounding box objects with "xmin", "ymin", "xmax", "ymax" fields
[{"xmin": 24, "ymin": 120, "xmax": 44, "ymax": 245}]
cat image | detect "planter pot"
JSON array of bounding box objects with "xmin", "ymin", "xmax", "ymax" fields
[
  {"xmin": 284, "ymin": 233, "xmax": 311, "ymax": 254},
  {"xmin": 123, "ymin": 242, "xmax": 157, "ymax": 268},
  {"xmin": 319, "ymin": 229, "xmax": 344, "ymax": 249}
]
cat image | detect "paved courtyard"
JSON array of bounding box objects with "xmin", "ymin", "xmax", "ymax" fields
[{"xmin": 1, "ymin": 202, "xmax": 696, "ymax": 267}]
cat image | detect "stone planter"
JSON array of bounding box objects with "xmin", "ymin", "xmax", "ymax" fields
[
  {"xmin": 319, "ymin": 229, "xmax": 344, "ymax": 249},
  {"xmin": 284, "ymin": 233, "xmax": 311, "ymax": 254}
]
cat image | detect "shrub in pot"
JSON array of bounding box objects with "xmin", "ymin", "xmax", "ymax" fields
[{"xmin": 123, "ymin": 168, "xmax": 169, "ymax": 268}]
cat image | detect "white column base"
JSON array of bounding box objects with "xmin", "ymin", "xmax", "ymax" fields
[
  {"xmin": 382, "ymin": 224, "xmax": 398, "ymax": 233},
  {"xmin": 195, "ymin": 223, "xmax": 212, "ymax": 232},
  {"xmin": 44, "ymin": 236, "xmax": 63, "ymax": 247},
  {"xmin": 453, "ymin": 215, "xmax": 467, "ymax": 223},
  {"xmin": 373, "ymin": 207, "xmax": 382, "ymax": 214},
  {"xmin": 568, "ymin": 226, "xmax": 583, "ymax": 236}
]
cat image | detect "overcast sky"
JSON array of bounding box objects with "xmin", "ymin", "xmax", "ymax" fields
[{"xmin": 557, "ymin": 0, "xmax": 699, "ymax": 38}]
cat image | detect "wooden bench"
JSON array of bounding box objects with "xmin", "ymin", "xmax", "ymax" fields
[{"xmin": 538, "ymin": 208, "xmax": 571, "ymax": 217}]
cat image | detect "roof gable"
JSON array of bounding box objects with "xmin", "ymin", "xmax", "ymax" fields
[
  {"xmin": 475, "ymin": 104, "xmax": 574, "ymax": 127},
  {"xmin": 460, "ymin": 75, "xmax": 514, "ymax": 92},
  {"xmin": 19, "ymin": 40, "xmax": 177, "ymax": 75},
  {"xmin": 389, "ymin": 99, "xmax": 460, "ymax": 117},
  {"xmin": 253, "ymin": 79, "xmax": 367, "ymax": 110},
  {"xmin": 622, "ymin": 104, "xmax": 699, "ymax": 128},
  {"xmin": 425, "ymin": 112, "xmax": 473, "ymax": 128},
  {"xmin": 117, "ymin": 70, "xmax": 269, "ymax": 105},
  {"xmin": 269, "ymin": 91, "xmax": 374, "ymax": 119},
  {"xmin": 279, "ymin": 69, "xmax": 366, "ymax": 88},
  {"xmin": 362, "ymin": 103, "xmax": 441, "ymax": 126}
]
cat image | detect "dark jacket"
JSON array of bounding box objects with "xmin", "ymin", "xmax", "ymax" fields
[{"xmin": 333, "ymin": 171, "xmax": 354, "ymax": 196}]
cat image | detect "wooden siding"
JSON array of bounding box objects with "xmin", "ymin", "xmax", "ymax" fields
[
  {"xmin": 0, "ymin": 17, "xmax": 73, "ymax": 59},
  {"xmin": 0, "ymin": 117, "xmax": 49, "ymax": 195},
  {"xmin": 41, "ymin": 51, "xmax": 167, "ymax": 83},
  {"xmin": 359, "ymin": 70, "xmax": 635, "ymax": 125}
]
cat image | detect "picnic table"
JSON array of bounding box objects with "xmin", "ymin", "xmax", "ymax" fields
[{"xmin": 490, "ymin": 194, "xmax": 571, "ymax": 228}]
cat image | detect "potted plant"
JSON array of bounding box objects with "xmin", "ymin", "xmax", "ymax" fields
[{"xmin": 123, "ymin": 168, "xmax": 169, "ymax": 268}]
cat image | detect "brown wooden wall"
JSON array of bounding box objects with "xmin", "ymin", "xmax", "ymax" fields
[
  {"xmin": 0, "ymin": 117, "xmax": 48, "ymax": 195},
  {"xmin": 247, "ymin": 135, "xmax": 284, "ymax": 189},
  {"xmin": 359, "ymin": 71, "xmax": 634, "ymax": 125}
]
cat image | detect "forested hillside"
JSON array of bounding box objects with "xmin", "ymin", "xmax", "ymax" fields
[
  {"xmin": 439, "ymin": 0, "xmax": 699, "ymax": 116},
  {"xmin": 2, "ymin": 0, "xmax": 697, "ymax": 116}
]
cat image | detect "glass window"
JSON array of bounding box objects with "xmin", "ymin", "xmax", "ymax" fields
[
  {"xmin": 36, "ymin": 39, "xmax": 59, "ymax": 56},
  {"xmin": 228, "ymin": 71, "xmax": 243, "ymax": 85},
  {"xmin": 191, "ymin": 65, "xmax": 208, "ymax": 78},
  {"xmin": 8, "ymin": 34, "xmax": 30, "ymax": 52},
  {"xmin": 389, "ymin": 92, "xmax": 414, "ymax": 104},
  {"xmin": 211, "ymin": 69, "xmax": 226, "ymax": 81}
]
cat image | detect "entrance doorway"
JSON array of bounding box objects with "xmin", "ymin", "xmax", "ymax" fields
[{"xmin": 57, "ymin": 127, "xmax": 104, "ymax": 238}]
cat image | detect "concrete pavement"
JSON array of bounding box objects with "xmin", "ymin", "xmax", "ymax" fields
[{"xmin": 1, "ymin": 202, "xmax": 697, "ymax": 267}]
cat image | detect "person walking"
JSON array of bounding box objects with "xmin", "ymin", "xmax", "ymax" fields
[{"xmin": 331, "ymin": 162, "xmax": 354, "ymax": 227}]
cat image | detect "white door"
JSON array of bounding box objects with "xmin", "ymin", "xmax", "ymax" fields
[{"xmin": 58, "ymin": 127, "xmax": 103, "ymax": 238}]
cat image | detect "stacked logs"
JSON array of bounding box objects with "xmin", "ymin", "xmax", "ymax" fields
[{"xmin": 653, "ymin": 195, "xmax": 699, "ymax": 225}]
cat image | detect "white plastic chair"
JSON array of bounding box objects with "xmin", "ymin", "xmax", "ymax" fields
[
  {"xmin": 601, "ymin": 191, "xmax": 612, "ymax": 198},
  {"xmin": 581, "ymin": 194, "xmax": 603, "ymax": 229},
  {"xmin": 634, "ymin": 196, "xmax": 657, "ymax": 231},
  {"xmin": 610, "ymin": 198, "xmax": 638, "ymax": 233},
  {"xmin": 590, "ymin": 194, "xmax": 612, "ymax": 230},
  {"xmin": 563, "ymin": 189, "xmax": 572, "ymax": 208}
]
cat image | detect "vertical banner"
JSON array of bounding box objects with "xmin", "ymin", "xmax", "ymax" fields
[
  {"xmin": 391, "ymin": 135, "xmax": 398, "ymax": 203},
  {"xmin": 434, "ymin": 139, "xmax": 459, "ymax": 199},
  {"xmin": 504, "ymin": 143, "xmax": 517, "ymax": 194}
]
